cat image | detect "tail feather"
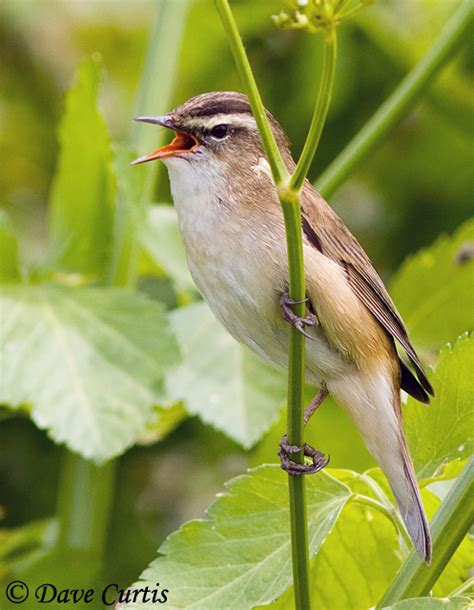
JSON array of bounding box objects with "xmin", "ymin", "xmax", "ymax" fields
[
  {"xmin": 327, "ymin": 368, "xmax": 432, "ymax": 563},
  {"xmin": 389, "ymin": 452, "xmax": 432, "ymax": 564}
]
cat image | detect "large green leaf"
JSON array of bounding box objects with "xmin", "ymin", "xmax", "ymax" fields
[
  {"xmin": 47, "ymin": 56, "xmax": 115, "ymax": 278},
  {"xmin": 406, "ymin": 334, "xmax": 474, "ymax": 479},
  {"xmin": 260, "ymin": 496, "xmax": 401, "ymax": 610},
  {"xmin": 166, "ymin": 302, "xmax": 287, "ymax": 448},
  {"xmin": 0, "ymin": 210, "xmax": 20, "ymax": 282},
  {"xmin": 123, "ymin": 465, "xmax": 351, "ymax": 610},
  {"xmin": 382, "ymin": 597, "xmax": 471, "ymax": 610},
  {"xmin": 390, "ymin": 219, "xmax": 474, "ymax": 350},
  {"xmin": 140, "ymin": 204, "xmax": 195, "ymax": 294},
  {"xmin": 0, "ymin": 284, "xmax": 179, "ymax": 461}
]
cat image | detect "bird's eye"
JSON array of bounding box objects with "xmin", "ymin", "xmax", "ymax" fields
[{"xmin": 210, "ymin": 124, "xmax": 229, "ymax": 139}]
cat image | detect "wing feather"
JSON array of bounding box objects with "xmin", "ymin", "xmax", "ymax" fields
[{"xmin": 301, "ymin": 188, "xmax": 434, "ymax": 400}]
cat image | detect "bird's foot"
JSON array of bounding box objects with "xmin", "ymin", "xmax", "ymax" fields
[
  {"xmin": 280, "ymin": 292, "xmax": 318, "ymax": 339},
  {"xmin": 278, "ymin": 435, "xmax": 329, "ymax": 476}
]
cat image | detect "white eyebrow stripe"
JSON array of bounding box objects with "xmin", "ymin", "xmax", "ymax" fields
[{"xmin": 184, "ymin": 113, "xmax": 257, "ymax": 131}]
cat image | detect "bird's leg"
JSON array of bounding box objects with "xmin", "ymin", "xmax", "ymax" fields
[
  {"xmin": 278, "ymin": 383, "xmax": 329, "ymax": 476},
  {"xmin": 304, "ymin": 383, "xmax": 328, "ymax": 425},
  {"xmin": 280, "ymin": 291, "xmax": 318, "ymax": 340}
]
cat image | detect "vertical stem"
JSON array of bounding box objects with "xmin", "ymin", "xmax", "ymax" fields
[
  {"xmin": 315, "ymin": 1, "xmax": 473, "ymax": 199},
  {"xmin": 56, "ymin": 452, "xmax": 116, "ymax": 577},
  {"xmin": 280, "ymin": 189, "xmax": 311, "ymax": 610},
  {"xmin": 291, "ymin": 30, "xmax": 337, "ymax": 192},
  {"xmin": 214, "ymin": 3, "xmax": 338, "ymax": 609},
  {"xmin": 213, "ymin": 0, "xmax": 288, "ymax": 185},
  {"xmin": 377, "ymin": 458, "xmax": 474, "ymax": 608},
  {"xmin": 108, "ymin": 0, "xmax": 191, "ymax": 286},
  {"xmin": 132, "ymin": 0, "xmax": 191, "ymax": 204}
]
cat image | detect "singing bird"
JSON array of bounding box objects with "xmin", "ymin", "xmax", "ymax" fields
[{"xmin": 133, "ymin": 91, "xmax": 434, "ymax": 562}]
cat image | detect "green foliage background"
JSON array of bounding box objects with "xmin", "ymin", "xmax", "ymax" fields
[{"xmin": 0, "ymin": 1, "xmax": 472, "ymax": 608}]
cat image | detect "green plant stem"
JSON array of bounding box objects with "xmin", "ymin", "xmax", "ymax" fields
[
  {"xmin": 215, "ymin": 3, "xmax": 339, "ymax": 608},
  {"xmin": 56, "ymin": 451, "xmax": 117, "ymax": 578},
  {"xmin": 213, "ymin": 0, "xmax": 288, "ymax": 185},
  {"xmin": 377, "ymin": 457, "xmax": 474, "ymax": 608},
  {"xmin": 279, "ymin": 188, "xmax": 311, "ymax": 610},
  {"xmin": 290, "ymin": 30, "xmax": 337, "ymax": 192},
  {"xmin": 316, "ymin": 0, "xmax": 473, "ymax": 199},
  {"xmin": 132, "ymin": 0, "xmax": 191, "ymax": 204},
  {"xmin": 448, "ymin": 576, "xmax": 474, "ymax": 598},
  {"xmin": 109, "ymin": 0, "xmax": 190, "ymax": 286}
]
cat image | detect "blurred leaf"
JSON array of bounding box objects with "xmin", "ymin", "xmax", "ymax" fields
[
  {"xmin": 123, "ymin": 465, "xmax": 351, "ymax": 610},
  {"xmin": 47, "ymin": 55, "xmax": 115, "ymax": 279},
  {"xmin": 391, "ymin": 219, "xmax": 474, "ymax": 350},
  {"xmin": 137, "ymin": 402, "xmax": 187, "ymax": 446},
  {"xmin": 382, "ymin": 597, "xmax": 471, "ymax": 610},
  {"xmin": 166, "ymin": 302, "xmax": 287, "ymax": 448},
  {"xmin": 0, "ymin": 519, "xmax": 55, "ymax": 583},
  {"xmin": 0, "ymin": 210, "xmax": 20, "ymax": 282},
  {"xmin": 406, "ymin": 334, "xmax": 473, "ymax": 479},
  {"xmin": 140, "ymin": 204, "xmax": 195, "ymax": 294},
  {"xmin": 107, "ymin": 145, "xmax": 144, "ymax": 287},
  {"xmin": 0, "ymin": 284, "xmax": 180, "ymax": 461}
]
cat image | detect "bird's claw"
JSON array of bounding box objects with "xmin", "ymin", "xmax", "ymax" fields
[
  {"xmin": 278, "ymin": 435, "xmax": 329, "ymax": 476},
  {"xmin": 280, "ymin": 292, "xmax": 318, "ymax": 339}
]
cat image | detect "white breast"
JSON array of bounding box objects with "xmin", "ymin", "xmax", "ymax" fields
[{"xmin": 164, "ymin": 156, "xmax": 346, "ymax": 383}]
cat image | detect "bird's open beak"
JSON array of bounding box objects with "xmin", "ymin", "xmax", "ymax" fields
[{"xmin": 131, "ymin": 115, "xmax": 199, "ymax": 165}]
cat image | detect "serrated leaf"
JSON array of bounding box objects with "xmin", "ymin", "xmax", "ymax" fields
[
  {"xmin": 406, "ymin": 334, "xmax": 474, "ymax": 479},
  {"xmin": 391, "ymin": 219, "xmax": 474, "ymax": 349},
  {"xmin": 140, "ymin": 204, "xmax": 195, "ymax": 294},
  {"xmin": 382, "ymin": 597, "xmax": 471, "ymax": 609},
  {"xmin": 47, "ymin": 56, "xmax": 115, "ymax": 278},
  {"xmin": 0, "ymin": 284, "xmax": 180, "ymax": 461},
  {"xmin": 261, "ymin": 497, "xmax": 400, "ymax": 610},
  {"xmin": 166, "ymin": 302, "xmax": 287, "ymax": 448},
  {"xmin": 0, "ymin": 210, "xmax": 20, "ymax": 282},
  {"xmin": 122, "ymin": 465, "xmax": 351, "ymax": 610}
]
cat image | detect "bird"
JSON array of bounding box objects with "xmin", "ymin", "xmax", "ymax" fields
[{"xmin": 133, "ymin": 91, "xmax": 434, "ymax": 562}]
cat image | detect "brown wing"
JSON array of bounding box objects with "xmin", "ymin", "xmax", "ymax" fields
[{"xmin": 301, "ymin": 189, "xmax": 434, "ymax": 402}]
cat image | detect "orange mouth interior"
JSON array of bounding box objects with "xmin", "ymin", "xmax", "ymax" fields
[{"xmin": 133, "ymin": 131, "xmax": 199, "ymax": 164}]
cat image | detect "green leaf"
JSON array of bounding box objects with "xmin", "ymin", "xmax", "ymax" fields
[
  {"xmin": 309, "ymin": 500, "xmax": 401, "ymax": 609},
  {"xmin": 47, "ymin": 55, "xmax": 115, "ymax": 279},
  {"xmin": 382, "ymin": 597, "xmax": 471, "ymax": 610},
  {"xmin": 0, "ymin": 210, "xmax": 20, "ymax": 282},
  {"xmin": 137, "ymin": 402, "xmax": 187, "ymax": 445},
  {"xmin": 0, "ymin": 519, "xmax": 55, "ymax": 583},
  {"xmin": 261, "ymin": 495, "xmax": 401, "ymax": 610},
  {"xmin": 0, "ymin": 284, "xmax": 180, "ymax": 461},
  {"xmin": 406, "ymin": 334, "xmax": 474, "ymax": 479},
  {"xmin": 107, "ymin": 145, "xmax": 144, "ymax": 287},
  {"xmin": 123, "ymin": 465, "xmax": 351, "ymax": 610},
  {"xmin": 166, "ymin": 302, "xmax": 287, "ymax": 448},
  {"xmin": 391, "ymin": 219, "xmax": 474, "ymax": 350},
  {"xmin": 140, "ymin": 204, "xmax": 195, "ymax": 294}
]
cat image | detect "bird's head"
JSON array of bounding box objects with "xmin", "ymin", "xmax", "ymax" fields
[{"xmin": 132, "ymin": 91, "xmax": 290, "ymax": 174}]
